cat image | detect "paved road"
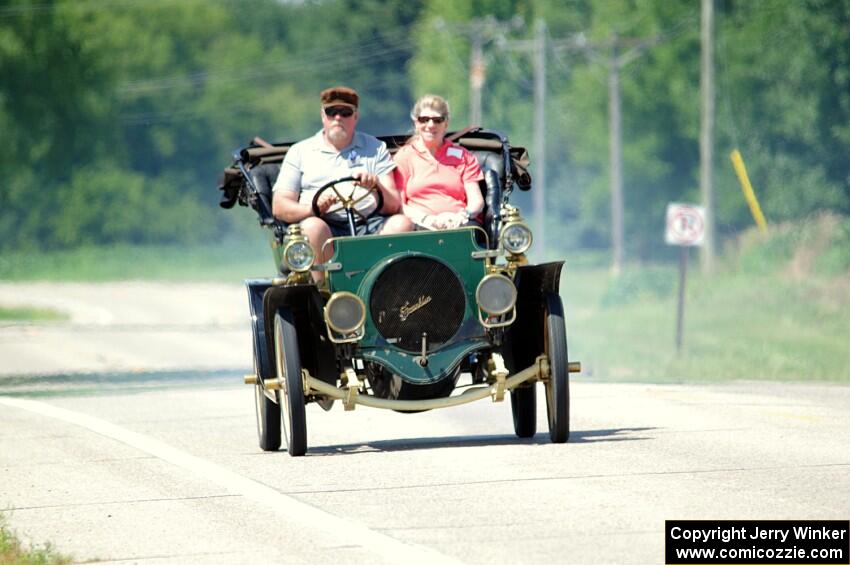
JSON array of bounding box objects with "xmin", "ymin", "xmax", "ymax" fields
[
  {"xmin": 0, "ymin": 282, "xmax": 250, "ymax": 376},
  {"xmin": 1, "ymin": 283, "xmax": 848, "ymax": 564}
]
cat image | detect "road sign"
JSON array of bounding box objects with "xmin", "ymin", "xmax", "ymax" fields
[
  {"xmin": 664, "ymin": 202, "xmax": 705, "ymax": 354},
  {"xmin": 665, "ymin": 203, "xmax": 706, "ymax": 246}
]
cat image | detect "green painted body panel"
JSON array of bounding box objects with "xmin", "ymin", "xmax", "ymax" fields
[{"xmin": 328, "ymin": 228, "xmax": 490, "ymax": 384}]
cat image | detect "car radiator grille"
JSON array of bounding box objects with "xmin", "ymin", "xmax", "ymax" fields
[{"xmin": 369, "ymin": 256, "xmax": 465, "ymax": 353}]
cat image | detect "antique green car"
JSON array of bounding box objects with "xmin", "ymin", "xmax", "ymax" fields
[{"xmin": 219, "ymin": 129, "xmax": 579, "ymax": 456}]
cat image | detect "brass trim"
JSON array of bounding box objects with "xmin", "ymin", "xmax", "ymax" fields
[
  {"xmin": 501, "ymin": 205, "xmax": 521, "ymax": 222},
  {"xmin": 313, "ymin": 261, "xmax": 342, "ymax": 272},
  {"xmin": 475, "ymin": 273, "xmax": 517, "ymax": 316},
  {"xmin": 537, "ymin": 355, "xmax": 550, "ymax": 383},
  {"xmin": 489, "ymin": 352, "xmax": 509, "ymax": 402},
  {"xmin": 477, "ymin": 306, "xmax": 516, "ymax": 329},
  {"xmin": 303, "ymin": 355, "xmax": 548, "ymax": 411},
  {"xmin": 282, "ymin": 239, "xmax": 315, "ymax": 273},
  {"xmin": 399, "ymin": 295, "xmax": 432, "ymax": 322},
  {"xmin": 499, "ymin": 221, "xmax": 533, "ymax": 255},
  {"xmin": 263, "ymin": 378, "xmax": 282, "ymax": 391},
  {"xmin": 284, "ymin": 271, "xmax": 312, "ymax": 285},
  {"xmin": 324, "ymin": 325, "xmax": 364, "ymax": 344},
  {"xmin": 324, "ymin": 291, "xmax": 366, "ymax": 334},
  {"xmin": 471, "ymin": 249, "xmax": 502, "ymax": 260},
  {"xmin": 323, "ymin": 291, "xmax": 366, "ymax": 344}
]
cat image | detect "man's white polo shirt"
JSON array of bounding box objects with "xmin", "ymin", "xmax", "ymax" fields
[{"xmin": 272, "ymin": 130, "xmax": 395, "ymax": 222}]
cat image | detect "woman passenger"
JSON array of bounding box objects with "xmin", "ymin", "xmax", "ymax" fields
[{"xmin": 393, "ymin": 95, "xmax": 485, "ymax": 230}]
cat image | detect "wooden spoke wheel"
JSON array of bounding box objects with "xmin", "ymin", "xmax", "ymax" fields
[
  {"xmin": 543, "ymin": 293, "xmax": 570, "ymax": 443},
  {"xmin": 274, "ymin": 309, "xmax": 307, "ymax": 456}
]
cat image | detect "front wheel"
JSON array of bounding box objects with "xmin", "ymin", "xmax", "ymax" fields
[
  {"xmin": 275, "ymin": 309, "xmax": 307, "ymax": 456},
  {"xmin": 543, "ymin": 293, "xmax": 570, "ymax": 443},
  {"xmin": 510, "ymin": 385, "xmax": 536, "ymax": 438}
]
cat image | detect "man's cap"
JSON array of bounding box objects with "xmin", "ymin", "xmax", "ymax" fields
[{"xmin": 321, "ymin": 86, "xmax": 359, "ymax": 108}]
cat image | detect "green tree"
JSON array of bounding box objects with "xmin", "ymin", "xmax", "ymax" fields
[
  {"xmin": 714, "ymin": 0, "xmax": 847, "ymax": 234},
  {"xmin": 0, "ymin": 0, "xmax": 421, "ymax": 250}
]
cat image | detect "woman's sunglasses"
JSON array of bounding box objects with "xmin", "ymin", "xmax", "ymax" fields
[
  {"xmin": 325, "ymin": 106, "xmax": 355, "ymax": 118},
  {"xmin": 416, "ymin": 115, "xmax": 446, "ymax": 124}
]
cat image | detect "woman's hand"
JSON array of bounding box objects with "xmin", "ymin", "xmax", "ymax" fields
[{"xmin": 432, "ymin": 211, "xmax": 468, "ymax": 229}]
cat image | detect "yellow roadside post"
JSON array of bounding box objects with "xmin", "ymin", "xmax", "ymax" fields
[{"xmin": 730, "ymin": 150, "xmax": 768, "ymax": 233}]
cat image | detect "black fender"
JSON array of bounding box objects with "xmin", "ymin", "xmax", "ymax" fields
[
  {"xmin": 247, "ymin": 280, "xmax": 337, "ymax": 385},
  {"xmin": 502, "ymin": 261, "xmax": 565, "ymax": 374},
  {"xmin": 246, "ymin": 279, "xmax": 274, "ymax": 380}
]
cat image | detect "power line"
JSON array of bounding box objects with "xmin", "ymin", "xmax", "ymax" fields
[
  {"xmin": 119, "ymin": 65, "xmax": 411, "ymax": 126},
  {"xmin": 0, "ymin": 0, "xmax": 253, "ymax": 18},
  {"xmin": 117, "ymin": 29, "xmax": 415, "ymax": 96},
  {"xmin": 432, "ymin": 16, "xmax": 523, "ymax": 126},
  {"xmin": 559, "ymin": 31, "xmax": 663, "ymax": 275},
  {"xmin": 548, "ymin": 10, "xmax": 697, "ymax": 274}
]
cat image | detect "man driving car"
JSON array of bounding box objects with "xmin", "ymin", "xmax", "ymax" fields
[{"xmin": 271, "ymin": 86, "xmax": 412, "ymax": 277}]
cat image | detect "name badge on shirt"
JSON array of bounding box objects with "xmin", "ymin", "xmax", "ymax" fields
[
  {"xmin": 446, "ymin": 147, "xmax": 463, "ymax": 159},
  {"xmin": 347, "ymin": 150, "xmax": 360, "ymax": 167}
]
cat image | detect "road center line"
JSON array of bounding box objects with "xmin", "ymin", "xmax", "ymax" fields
[{"xmin": 0, "ymin": 396, "xmax": 464, "ymax": 565}]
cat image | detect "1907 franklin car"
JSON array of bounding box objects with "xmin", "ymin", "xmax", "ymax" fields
[{"xmin": 218, "ymin": 128, "xmax": 580, "ymax": 456}]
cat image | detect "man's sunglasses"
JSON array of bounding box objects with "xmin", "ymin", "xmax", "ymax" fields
[
  {"xmin": 416, "ymin": 115, "xmax": 446, "ymax": 124},
  {"xmin": 325, "ymin": 106, "xmax": 355, "ymax": 118}
]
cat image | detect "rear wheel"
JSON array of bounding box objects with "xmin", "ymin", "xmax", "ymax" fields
[
  {"xmin": 254, "ymin": 382, "xmax": 281, "ymax": 451},
  {"xmin": 510, "ymin": 385, "xmax": 537, "ymax": 438},
  {"xmin": 543, "ymin": 293, "xmax": 570, "ymax": 443},
  {"xmin": 275, "ymin": 309, "xmax": 307, "ymax": 456}
]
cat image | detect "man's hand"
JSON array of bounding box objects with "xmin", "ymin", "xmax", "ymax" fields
[
  {"xmin": 352, "ymin": 171, "xmax": 379, "ymax": 189},
  {"xmin": 315, "ymin": 190, "xmax": 338, "ymax": 214}
]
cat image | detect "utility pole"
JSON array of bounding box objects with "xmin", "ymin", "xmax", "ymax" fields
[
  {"xmin": 497, "ymin": 20, "xmax": 549, "ymax": 255},
  {"xmin": 470, "ymin": 38, "xmax": 485, "ymax": 126},
  {"xmin": 700, "ymin": 0, "xmax": 716, "ymax": 273},
  {"xmin": 561, "ymin": 33, "xmax": 659, "ymax": 274},
  {"xmin": 608, "ymin": 34, "xmax": 624, "ymax": 276},
  {"xmin": 434, "ymin": 16, "xmax": 523, "ymax": 126},
  {"xmin": 532, "ymin": 20, "xmax": 547, "ymax": 256}
]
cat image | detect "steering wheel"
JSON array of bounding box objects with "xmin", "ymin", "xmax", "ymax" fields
[{"xmin": 311, "ymin": 176, "xmax": 384, "ymax": 235}]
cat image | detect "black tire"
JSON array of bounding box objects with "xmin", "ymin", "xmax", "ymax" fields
[
  {"xmin": 543, "ymin": 293, "xmax": 570, "ymax": 443},
  {"xmin": 510, "ymin": 385, "xmax": 537, "ymax": 438},
  {"xmin": 275, "ymin": 309, "xmax": 307, "ymax": 456},
  {"xmin": 254, "ymin": 382, "xmax": 281, "ymax": 451}
]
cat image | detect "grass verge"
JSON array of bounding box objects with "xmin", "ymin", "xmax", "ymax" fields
[
  {"xmin": 564, "ymin": 265, "xmax": 850, "ymax": 383},
  {"xmin": 0, "ymin": 239, "xmax": 272, "ymax": 282},
  {"xmin": 0, "ymin": 306, "xmax": 68, "ymax": 322},
  {"xmin": 0, "ymin": 515, "xmax": 71, "ymax": 565}
]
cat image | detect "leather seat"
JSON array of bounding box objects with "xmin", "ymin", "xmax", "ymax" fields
[
  {"xmin": 250, "ymin": 162, "xmax": 280, "ymax": 203},
  {"xmin": 472, "ymin": 150, "xmax": 503, "ymax": 247}
]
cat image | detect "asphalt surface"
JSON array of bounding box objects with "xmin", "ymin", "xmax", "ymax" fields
[{"xmin": 1, "ymin": 282, "xmax": 848, "ymax": 564}]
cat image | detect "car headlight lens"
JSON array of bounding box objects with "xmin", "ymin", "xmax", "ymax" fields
[
  {"xmin": 476, "ymin": 274, "xmax": 517, "ymax": 316},
  {"xmin": 325, "ymin": 292, "xmax": 366, "ymax": 334},
  {"xmin": 283, "ymin": 240, "xmax": 315, "ymax": 272},
  {"xmin": 500, "ymin": 222, "xmax": 533, "ymax": 254}
]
